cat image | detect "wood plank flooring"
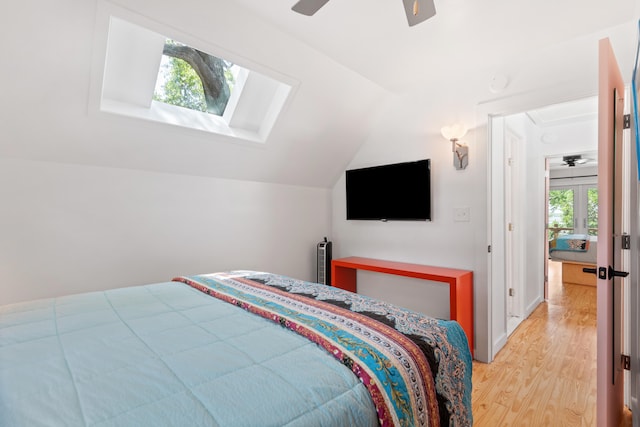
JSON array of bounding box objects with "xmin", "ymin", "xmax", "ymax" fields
[{"xmin": 471, "ymin": 260, "xmax": 632, "ymax": 426}]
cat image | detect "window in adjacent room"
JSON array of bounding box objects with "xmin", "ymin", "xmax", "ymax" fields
[{"xmin": 548, "ymin": 184, "xmax": 598, "ymax": 238}]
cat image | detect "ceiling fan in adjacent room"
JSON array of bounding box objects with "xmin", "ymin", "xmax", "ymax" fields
[
  {"xmin": 291, "ymin": 0, "xmax": 436, "ymax": 27},
  {"xmin": 562, "ymin": 154, "xmax": 593, "ymax": 167}
]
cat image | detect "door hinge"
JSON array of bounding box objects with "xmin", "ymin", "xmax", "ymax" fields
[
  {"xmin": 508, "ymin": 223, "xmax": 514, "ymax": 231},
  {"xmin": 488, "ymin": 245, "xmax": 492, "ymax": 253},
  {"xmin": 623, "ymin": 114, "xmax": 631, "ymax": 129},
  {"xmin": 622, "ymin": 234, "xmax": 631, "ymax": 250},
  {"xmin": 622, "ymin": 354, "xmax": 631, "ymax": 370},
  {"xmin": 508, "ymin": 288, "xmax": 515, "ymax": 297}
]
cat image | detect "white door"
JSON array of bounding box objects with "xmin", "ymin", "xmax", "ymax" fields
[
  {"xmin": 505, "ymin": 128, "xmax": 523, "ymax": 334},
  {"xmin": 544, "ymin": 160, "xmax": 550, "ymax": 300}
]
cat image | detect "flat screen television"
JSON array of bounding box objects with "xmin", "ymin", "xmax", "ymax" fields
[{"xmin": 346, "ymin": 159, "xmax": 431, "ymax": 221}]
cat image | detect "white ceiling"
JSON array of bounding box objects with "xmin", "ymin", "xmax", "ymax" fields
[
  {"xmin": 529, "ymin": 96, "xmax": 599, "ymax": 169},
  {"xmin": 0, "ymin": 0, "xmax": 637, "ymax": 188},
  {"xmin": 233, "ymin": 0, "xmax": 637, "ymax": 93},
  {"xmin": 527, "ymin": 97, "xmax": 598, "ymax": 128}
]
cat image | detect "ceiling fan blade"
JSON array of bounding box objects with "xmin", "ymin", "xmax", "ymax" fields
[
  {"xmin": 291, "ymin": 0, "xmax": 331, "ymax": 16},
  {"xmin": 402, "ymin": 0, "xmax": 436, "ymax": 27}
]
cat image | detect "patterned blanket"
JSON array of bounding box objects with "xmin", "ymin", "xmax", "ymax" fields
[{"xmin": 174, "ymin": 271, "xmax": 472, "ymax": 427}]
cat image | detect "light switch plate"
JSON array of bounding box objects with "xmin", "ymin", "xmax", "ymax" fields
[{"xmin": 454, "ymin": 207, "xmax": 470, "ymax": 222}]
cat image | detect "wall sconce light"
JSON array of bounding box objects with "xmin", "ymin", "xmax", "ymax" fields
[{"xmin": 441, "ymin": 123, "xmax": 468, "ymax": 170}]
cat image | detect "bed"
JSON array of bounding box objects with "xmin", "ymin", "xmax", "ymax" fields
[
  {"xmin": 549, "ymin": 234, "xmax": 597, "ymax": 286},
  {"xmin": 0, "ymin": 271, "xmax": 472, "ymax": 427}
]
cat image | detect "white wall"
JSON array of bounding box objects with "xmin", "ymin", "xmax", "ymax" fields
[
  {"xmin": 331, "ymin": 124, "xmax": 489, "ymax": 359},
  {"xmin": 0, "ymin": 158, "xmax": 331, "ymax": 305}
]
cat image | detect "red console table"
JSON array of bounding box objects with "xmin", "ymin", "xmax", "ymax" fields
[{"xmin": 331, "ymin": 256, "xmax": 474, "ymax": 355}]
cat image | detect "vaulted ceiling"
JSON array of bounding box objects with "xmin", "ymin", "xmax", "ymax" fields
[
  {"xmin": 235, "ymin": 0, "xmax": 637, "ymax": 93},
  {"xmin": 1, "ymin": 0, "xmax": 637, "ymax": 188}
]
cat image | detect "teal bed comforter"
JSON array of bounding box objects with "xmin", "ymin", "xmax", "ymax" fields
[{"xmin": 0, "ymin": 271, "xmax": 472, "ymax": 427}]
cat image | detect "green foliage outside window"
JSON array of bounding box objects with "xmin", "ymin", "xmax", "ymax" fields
[
  {"xmin": 153, "ymin": 40, "xmax": 236, "ymax": 116},
  {"xmin": 548, "ymin": 187, "xmax": 598, "ymax": 238},
  {"xmin": 154, "ymin": 57, "xmax": 207, "ymax": 112},
  {"xmin": 587, "ymin": 188, "xmax": 598, "ymax": 235},
  {"xmin": 548, "ymin": 189, "xmax": 574, "ymax": 236}
]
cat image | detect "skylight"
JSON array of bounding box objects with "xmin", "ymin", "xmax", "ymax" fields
[
  {"xmin": 153, "ymin": 40, "xmax": 240, "ymax": 117},
  {"xmin": 99, "ymin": 16, "xmax": 293, "ymax": 143}
]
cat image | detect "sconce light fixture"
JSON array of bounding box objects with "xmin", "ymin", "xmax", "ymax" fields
[{"xmin": 441, "ymin": 123, "xmax": 468, "ymax": 170}]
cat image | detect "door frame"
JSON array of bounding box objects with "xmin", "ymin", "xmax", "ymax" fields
[
  {"xmin": 482, "ymin": 92, "xmax": 596, "ymax": 360},
  {"xmin": 629, "ymin": 109, "xmax": 639, "ymax": 427},
  {"xmin": 478, "ymin": 80, "xmax": 600, "ymax": 363},
  {"xmin": 627, "ymin": 22, "xmax": 639, "ymax": 420}
]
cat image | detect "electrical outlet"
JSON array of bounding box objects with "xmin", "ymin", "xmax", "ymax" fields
[{"xmin": 454, "ymin": 207, "xmax": 470, "ymax": 222}]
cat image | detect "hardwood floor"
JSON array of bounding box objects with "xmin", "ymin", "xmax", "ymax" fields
[{"xmin": 471, "ymin": 260, "xmax": 632, "ymax": 426}]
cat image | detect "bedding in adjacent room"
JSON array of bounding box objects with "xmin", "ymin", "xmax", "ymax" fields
[{"xmin": 549, "ymin": 235, "xmax": 597, "ymax": 264}]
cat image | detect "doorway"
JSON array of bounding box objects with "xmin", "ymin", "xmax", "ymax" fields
[
  {"xmin": 488, "ymin": 92, "xmax": 636, "ymax": 419},
  {"xmin": 546, "ymin": 154, "xmax": 599, "ymax": 292},
  {"xmin": 488, "ymin": 95, "xmax": 599, "ymax": 357}
]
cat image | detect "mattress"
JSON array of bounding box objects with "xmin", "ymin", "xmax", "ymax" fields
[{"xmin": 0, "ymin": 271, "xmax": 472, "ymax": 427}]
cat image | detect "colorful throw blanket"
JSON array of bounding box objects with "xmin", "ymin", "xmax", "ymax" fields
[
  {"xmin": 549, "ymin": 234, "xmax": 590, "ymax": 252},
  {"xmin": 174, "ymin": 271, "xmax": 472, "ymax": 427}
]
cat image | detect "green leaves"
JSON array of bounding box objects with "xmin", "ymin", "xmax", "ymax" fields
[
  {"xmin": 587, "ymin": 188, "xmax": 598, "ymax": 235},
  {"xmin": 548, "ymin": 188, "xmax": 574, "ymax": 231},
  {"xmin": 548, "ymin": 187, "xmax": 599, "ymax": 237},
  {"xmin": 154, "ymin": 56, "xmax": 207, "ymax": 113}
]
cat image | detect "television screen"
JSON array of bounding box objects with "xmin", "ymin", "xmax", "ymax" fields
[{"xmin": 346, "ymin": 159, "xmax": 431, "ymax": 221}]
